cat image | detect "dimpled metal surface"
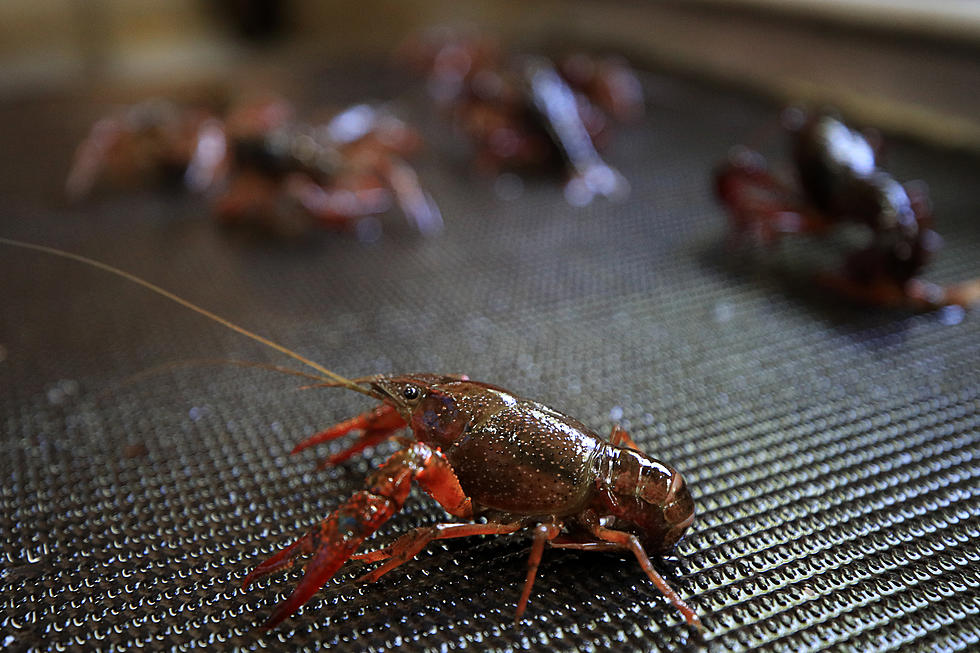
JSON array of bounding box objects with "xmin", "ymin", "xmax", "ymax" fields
[{"xmin": 1, "ymin": 63, "xmax": 979, "ymax": 652}]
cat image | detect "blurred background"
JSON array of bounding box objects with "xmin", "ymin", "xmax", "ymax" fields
[{"xmin": 1, "ymin": 0, "xmax": 978, "ymax": 148}]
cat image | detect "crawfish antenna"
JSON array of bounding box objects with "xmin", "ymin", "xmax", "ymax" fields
[{"xmin": 0, "ymin": 238, "xmax": 375, "ymax": 398}]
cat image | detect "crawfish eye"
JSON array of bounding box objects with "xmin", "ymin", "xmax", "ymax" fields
[{"xmin": 402, "ymin": 385, "xmax": 421, "ymax": 401}]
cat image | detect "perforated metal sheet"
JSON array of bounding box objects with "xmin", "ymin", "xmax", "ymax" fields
[{"xmin": 1, "ymin": 66, "xmax": 978, "ymax": 652}]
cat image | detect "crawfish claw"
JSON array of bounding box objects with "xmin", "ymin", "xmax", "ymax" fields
[
  {"xmin": 292, "ymin": 403, "xmax": 407, "ymax": 466},
  {"xmin": 241, "ymin": 533, "xmax": 313, "ymax": 589},
  {"xmin": 244, "ymin": 442, "xmax": 461, "ymax": 628},
  {"xmin": 258, "ymin": 535, "xmax": 363, "ymax": 629}
]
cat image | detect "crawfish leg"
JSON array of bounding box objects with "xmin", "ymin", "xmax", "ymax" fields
[
  {"xmin": 291, "ymin": 403, "xmax": 407, "ymax": 467},
  {"xmin": 716, "ymin": 164, "xmax": 828, "ymax": 242},
  {"xmin": 354, "ymin": 520, "xmax": 525, "ymax": 583},
  {"xmin": 901, "ymin": 276, "xmax": 980, "ymax": 311},
  {"xmin": 942, "ymin": 279, "xmax": 980, "ymax": 308},
  {"xmin": 379, "ymin": 155, "xmax": 443, "ymax": 234},
  {"xmin": 515, "ymin": 522, "xmax": 561, "ymax": 621},
  {"xmin": 356, "ymin": 518, "xmax": 560, "ymax": 620},
  {"xmin": 586, "ymin": 518, "xmax": 702, "ymax": 630},
  {"xmin": 817, "ymin": 272, "xmax": 912, "ymax": 309},
  {"xmin": 244, "ymin": 441, "xmax": 442, "ymax": 629},
  {"xmin": 548, "ymin": 536, "xmax": 623, "ymax": 553},
  {"xmin": 609, "ymin": 425, "xmax": 639, "ymax": 451},
  {"xmin": 66, "ymin": 119, "xmax": 120, "ymax": 201},
  {"xmin": 414, "ymin": 449, "xmax": 474, "ymax": 519}
]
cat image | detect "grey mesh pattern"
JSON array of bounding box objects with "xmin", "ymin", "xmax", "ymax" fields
[{"xmin": 1, "ymin": 69, "xmax": 978, "ymax": 652}]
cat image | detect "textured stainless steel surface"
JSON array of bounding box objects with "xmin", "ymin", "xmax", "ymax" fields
[{"xmin": 1, "ymin": 68, "xmax": 978, "ymax": 651}]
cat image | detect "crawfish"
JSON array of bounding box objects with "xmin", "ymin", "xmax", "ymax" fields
[
  {"xmin": 216, "ymin": 102, "xmax": 442, "ymax": 236},
  {"xmin": 67, "ymin": 97, "xmax": 440, "ymax": 238},
  {"xmin": 66, "ymin": 99, "xmax": 227, "ymax": 201},
  {"xmin": 715, "ymin": 110, "xmax": 980, "ymax": 310},
  {"xmin": 402, "ymin": 29, "xmax": 634, "ymax": 205},
  {"xmin": 0, "ymin": 239, "xmax": 700, "ymax": 631}
]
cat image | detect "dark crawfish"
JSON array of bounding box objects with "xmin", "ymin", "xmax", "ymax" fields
[
  {"xmin": 715, "ymin": 110, "xmax": 980, "ymax": 310},
  {"xmin": 0, "ymin": 239, "xmax": 701, "ymax": 632}
]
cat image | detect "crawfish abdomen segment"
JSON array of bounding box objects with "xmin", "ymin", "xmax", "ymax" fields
[
  {"xmin": 594, "ymin": 446, "xmax": 694, "ymax": 555},
  {"xmin": 442, "ymin": 402, "xmax": 603, "ymax": 515}
]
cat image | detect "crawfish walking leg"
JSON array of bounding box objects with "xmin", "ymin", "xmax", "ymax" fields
[
  {"xmin": 588, "ymin": 520, "xmax": 702, "ymax": 629},
  {"xmin": 414, "ymin": 450, "xmax": 474, "ymax": 518},
  {"xmin": 515, "ymin": 522, "xmax": 561, "ymax": 621},
  {"xmin": 355, "ymin": 521, "xmax": 524, "ymax": 583},
  {"xmin": 609, "ymin": 425, "xmax": 639, "ymax": 451},
  {"xmin": 547, "ymin": 537, "xmax": 622, "ymax": 553}
]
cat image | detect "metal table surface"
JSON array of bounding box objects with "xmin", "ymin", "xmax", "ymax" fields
[{"xmin": 1, "ymin": 62, "xmax": 978, "ymax": 652}]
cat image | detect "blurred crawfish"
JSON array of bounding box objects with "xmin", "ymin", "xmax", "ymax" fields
[
  {"xmin": 716, "ymin": 110, "xmax": 980, "ymax": 310},
  {"xmin": 1, "ymin": 238, "xmax": 701, "ymax": 632},
  {"xmin": 66, "ymin": 99, "xmax": 227, "ymax": 201},
  {"xmin": 403, "ymin": 30, "xmax": 642, "ymax": 205},
  {"xmin": 68, "ymin": 97, "xmax": 440, "ymax": 237},
  {"xmin": 215, "ymin": 101, "xmax": 442, "ymax": 237}
]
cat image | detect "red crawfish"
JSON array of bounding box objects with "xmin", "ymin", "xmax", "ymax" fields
[
  {"xmin": 715, "ymin": 109, "xmax": 980, "ymax": 311},
  {"xmin": 215, "ymin": 101, "xmax": 442, "ymax": 237},
  {"xmin": 0, "ymin": 239, "xmax": 702, "ymax": 631},
  {"xmin": 400, "ymin": 29, "xmax": 635, "ymax": 206},
  {"xmin": 67, "ymin": 97, "xmax": 441, "ymax": 238},
  {"xmin": 66, "ymin": 99, "xmax": 227, "ymax": 201}
]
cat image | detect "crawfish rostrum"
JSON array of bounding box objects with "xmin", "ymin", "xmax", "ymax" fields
[
  {"xmin": 401, "ymin": 29, "xmax": 641, "ymax": 205},
  {"xmin": 1, "ymin": 239, "xmax": 702, "ymax": 631},
  {"xmin": 67, "ymin": 96, "xmax": 440, "ymax": 237},
  {"xmin": 715, "ymin": 110, "xmax": 980, "ymax": 311}
]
